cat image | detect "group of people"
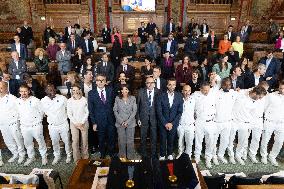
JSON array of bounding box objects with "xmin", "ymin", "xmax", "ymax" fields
[{"xmin": 0, "ymin": 18, "xmax": 284, "ymax": 168}]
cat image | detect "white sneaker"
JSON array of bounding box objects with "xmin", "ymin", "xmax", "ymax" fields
[
  {"xmin": 159, "ymin": 156, "xmax": 165, "ymax": 161},
  {"xmin": 18, "ymin": 156, "xmax": 25, "ymax": 164},
  {"xmin": 205, "ymin": 160, "xmax": 212, "ymax": 169},
  {"xmin": 261, "ymin": 157, "xmax": 268, "ymax": 164},
  {"xmin": 167, "ymin": 155, "xmax": 174, "ymax": 160},
  {"xmin": 195, "ymin": 156, "xmax": 200, "ymax": 164},
  {"xmin": 229, "ymin": 156, "xmax": 236, "ymax": 164},
  {"xmin": 42, "ymin": 157, "xmax": 48, "ymax": 166},
  {"xmin": 242, "ymin": 153, "xmax": 248, "ymax": 161},
  {"xmin": 8, "ymin": 155, "xmax": 18, "ymax": 163},
  {"xmin": 268, "ymin": 155, "xmax": 278, "ymax": 167},
  {"xmin": 24, "ymin": 157, "xmax": 35, "ymax": 166},
  {"xmin": 235, "ymin": 156, "xmax": 245, "ymax": 165},
  {"xmin": 52, "ymin": 156, "xmax": 61, "ymax": 165},
  {"xmin": 218, "ymin": 156, "xmax": 228, "ymax": 164},
  {"xmin": 248, "ymin": 154, "xmax": 258, "ymax": 163},
  {"xmin": 66, "ymin": 155, "xmax": 72, "ymax": 164},
  {"xmin": 0, "ymin": 159, "xmax": 3, "ymax": 166},
  {"xmin": 213, "ymin": 157, "xmax": 219, "ymax": 165}
]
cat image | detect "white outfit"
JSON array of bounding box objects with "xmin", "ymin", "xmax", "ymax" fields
[
  {"xmin": 214, "ymin": 90, "xmax": 238, "ymax": 158},
  {"xmin": 260, "ymin": 92, "xmax": 284, "ymax": 159},
  {"xmin": 41, "ymin": 95, "xmax": 71, "ymax": 158},
  {"xmin": 16, "ymin": 96, "xmax": 47, "ymax": 159},
  {"xmin": 231, "ymin": 93, "xmax": 258, "ymax": 159},
  {"xmin": 0, "ymin": 94, "xmax": 25, "ymax": 158},
  {"xmin": 193, "ymin": 89, "xmax": 218, "ymax": 161},
  {"xmin": 177, "ymin": 96, "xmax": 195, "ymax": 157}
]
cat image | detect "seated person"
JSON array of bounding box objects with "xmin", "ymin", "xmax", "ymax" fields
[
  {"xmin": 188, "ymin": 69, "xmax": 201, "ymax": 93},
  {"xmin": 140, "ymin": 56, "xmax": 153, "ymax": 87},
  {"xmin": 226, "ymin": 46, "xmax": 240, "ymax": 68},
  {"xmin": 123, "ymin": 37, "xmax": 137, "ymax": 62},
  {"xmin": 230, "ymin": 66, "xmax": 244, "ymax": 90},
  {"xmin": 162, "ymin": 33, "xmax": 178, "ymax": 58},
  {"xmin": 212, "ymin": 54, "xmax": 232, "ymax": 79},
  {"xmin": 207, "ymin": 30, "xmax": 218, "ymax": 52},
  {"xmin": 160, "ymin": 51, "xmax": 175, "ymax": 80},
  {"xmin": 116, "ymin": 56, "xmax": 135, "ymax": 90},
  {"xmin": 232, "ymin": 36, "xmax": 244, "ymax": 58},
  {"xmin": 34, "ymin": 48, "xmax": 49, "ymax": 73},
  {"xmin": 145, "ymin": 35, "xmax": 159, "ymax": 61},
  {"xmin": 46, "ymin": 37, "xmax": 60, "ymax": 62},
  {"xmin": 184, "ymin": 31, "xmax": 200, "ymax": 59},
  {"xmin": 218, "ymin": 34, "xmax": 231, "ymax": 55},
  {"xmin": 22, "ymin": 73, "xmax": 45, "ymax": 99},
  {"xmin": 245, "ymin": 63, "xmax": 266, "ymax": 89}
]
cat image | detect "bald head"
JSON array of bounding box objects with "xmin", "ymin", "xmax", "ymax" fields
[
  {"xmin": 0, "ymin": 81, "xmax": 9, "ymax": 96},
  {"xmin": 182, "ymin": 85, "xmax": 191, "ymax": 99}
]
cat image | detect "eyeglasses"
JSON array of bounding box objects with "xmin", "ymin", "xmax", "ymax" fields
[
  {"xmin": 146, "ymin": 82, "xmax": 155, "ymax": 84},
  {"xmin": 96, "ymin": 79, "xmax": 105, "ymax": 82}
]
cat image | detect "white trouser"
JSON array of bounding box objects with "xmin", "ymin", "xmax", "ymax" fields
[
  {"xmin": 48, "ymin": 121, "xmax": 71, "ymax": 158},
  {"xmin": 194, "ymin": 120, "xmax": 217, "ymax": 161},
  {"xmin": 20, "ymin": 123, "xmax": 47, "ymax": 159},
  {"xmin": 213, "ymin": 121, "xmax": 232, "ymax": 158},
  {"xmin": 248, "ymin": 120, "xmax": 263, "ymax": 157},
  {"xmin": 0, "ymin": 122, "xmax": 26, "ymax": 158},
  {"xmin": 260, "ymin": 120, "xmax": 284, "ymax": 159},
  {"xmin": 177, "ymin": 123, "xmax": 195, "ymax": 157},
  {"xmin": 235, "ymin": 122, "xmax": 251, "ymax": 158}
]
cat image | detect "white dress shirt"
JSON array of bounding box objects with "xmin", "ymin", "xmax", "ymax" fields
[
  {"xmin": 17, "ymin": 96, "xmax": 43, "ymax": 126},
  {"xmin": 41, "ymin": 94, "xmax": 68, "ymax": 125},
  {"xmin": 264, "ymin": 92, "xmax": 284, "ymax": 121},
  {"xmin": 155, "ymin": 77, "xmax": 161, "ymax": 89},
  {"xmin": 67, "ymin": 96, "xmax": 89, "ymax": 124},
  {"xmin": 166, "ymin": 40, "xmax": 172, "ymax": 52},
  {"xmin": 179, "ymin": 96, "xmax": 195, "ymax": 126},
  {"xmin": 97, "ymin": 87, "xmax": 106, "ymax": 101},
  {"xmin": 254, "ymin": 74, "xmax": 260, "ymax": 86},
  {"xmin": 84, "ymin": 83, "xmax": 92, "ymax": 99},
  {"xmin": 15, "ymin": 43, "xmax": 21, "ymax": 57},
  {"xmin": 85, "ymin": 40, "xmax": 89, "ymax": 52},
  {"xmin": 147, "ymin": 89, "xmax": 154, "ymax": 106},
  {"xmin": 169, "ymin": 23, "xmax": 173, "ymax": 33},
  {"xmin": 167, "ymin": 91, "xmax": 174, "ymax": 108},
  {"xmin": 0, "ymin": 94, "xmax": 18, "ymax": 124}
]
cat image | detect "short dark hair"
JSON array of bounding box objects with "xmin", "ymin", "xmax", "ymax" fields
[
  {"xmin": 153, "ymin": 66, "xmax": 161, "ymax": 71},
  {"xmin": 167, "ymin": 77, "xmax": 176, "ymax": 84},
  {"xmin": 251, "ymin": 86, "xmax": 267, "ymax": 96},
  {"xmin": 119, "ymin": 84, "xmax": 130, "ymax": 98},
  {"xmin": 221, "ymin": 77, "xmax": 232, "ymax": 87},
  {"xmin": 200, "ymin": 81, "xmax": 210, "ymax": 88}
]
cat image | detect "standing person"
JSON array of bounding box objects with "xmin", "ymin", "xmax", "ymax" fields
[
  {"xmin": 110, "ymin": 35, "xmax": 122, "ymax": 70},
  {"xmin": 16, "ymin": 84, "xmax": 47, "ymax": 166},
  {"xmin": 138, "ymin": 22, "xmax": 148, "ymax": 44},
  {"xmin": 231, "ymin": 86, "xmax": 267, "ymax": 165},
  {"xmin": 146, "ymin": 17, "xmax": 156, "ymax": 35},
  {"xmin": 81, "ymin": 32, "xmax": 94, "ymax": 56},
  {"xmin": 71, "ymin": 47, "xmax": 85, "ymax": 73},
  {"xmin": 101, "ymin": 23, "xmax": 112, "ymax": 44},
  {"xmin": 111, "ymin": 27, "xmax": 122, "ymax": 47},
  {"xmin": 88, "ymin": 74, "xmax": 116, "ymax": 158},
  {"xmin": 160, "ymin": 51, "xmax": 175, "ymax": 80},
  {"xmin": 11, "ymin": 35, "xmax": 27, "ymax": 60},
  {"xmin": 41, "ymin": 84, "xmax": 72, "ymax": 165},
  {"xmin": 260, "ymin": 81, "xmax": 284, "ymax": 166},
  {"xmin": 157, "ymin": 78, "xmax": 183, "ymax": 160},
  {"xmin": 21, "ymin": 20, "xmax": 33, "ymax": 47},
  {"xmin": 153, "ymin": 66, "xmax": 167, "ymax": 92},
  {"xmin": 177, "ymin": 85, "xmax": 195, "ymax": 159},
  {"xmin": 175, "ymin": 55, "xmax": 193, "ymax": 91},
  {"xmin": 137, "ymin": 77, "xmax": 159, "ymax": 158},
  {"xmin": 193, "ymin": 82, "xmax": 218, "ymax": 168},
  {"xmin": 97, "ymin": 53, "xmax": 115, "ymax": 85},
  {"xmin": 46, "ymin": 37, "xmax": 60, "ymax": 62},
  {"xmin": 0, "ymin": 81, "xmax": 26, "ymax": 165},
  {"xmin": 67, "ymin": 85, "xmax": 89, "ymax": 162},
  {"xmin": 113, "ymin": 84, "xmax": 137, "ymax": 159},
  {"xmin": 56, "ymin": 43, "xmax": 72, "ymax": 74},
  {"xmin": 165, "ymin": 18, "xmax": 175, "ymax": 36},
  {"xmin": 8, "ymin": 51, "xmax": 27, "ymax": 81}
]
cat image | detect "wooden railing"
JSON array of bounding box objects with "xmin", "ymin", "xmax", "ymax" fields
[
  {"xmin": 189, "ymin": 0, "xmax": 237, "ymax": 4},
  {"xmin": 44, "ymin": 0, "xmax": 81, "ymax": 4}
]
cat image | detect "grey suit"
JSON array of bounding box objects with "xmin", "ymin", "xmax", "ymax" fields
[
  {"xmin": 137, "ymin": 87, "xmax": 159, "ymax": 157},
  {"xmin": 113, "ymin": 95, "xmax": 137, "ymax": 159},
  {"xmin": 8, "ymin": 59, "xmax": 27, "ymax": 80},
  {"xmin": 145, "ymin": 41, "xmax": 159, "ymax": 59},
  {"xmin": 56, "ymin": 50, "xmax": 72, "ymax": 74}
]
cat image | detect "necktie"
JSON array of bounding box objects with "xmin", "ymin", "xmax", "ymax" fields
[
  {"xmin": 72, "ymin": 41, "xmax": 75, "ymax": 49},
  {"xmin": 148, "ymin": 90, "xmax": 152, "ymax": 108},
  {"xmin": 211, "ymin": 36, "xmax": 214, "ymax": 48},
  {"xmin": 101, "ymin": 90, "xmax": 106, "ymax": 104}
]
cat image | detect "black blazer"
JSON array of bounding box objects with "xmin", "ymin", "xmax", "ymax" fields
[
  {"xmin": 200, "ymin": 24, "xmax": 209, "ymax": 35},
  {"xmin": 206, "ymin": 35, "xmax": 218, "ymax": 51},
  {"xmin": 80, "ymin": 39, "xmax": 94, "ymax": 56},
  {"xmin": 10, "ymin": 43, "xmax": 27, "ymax": 60},
  {"xmin": 165, "ymin": 23, "xmax": 175, "ymax": 36},
  {"xmin": 225, "ymin": 31, "xmax": 237, "ymax": 42},
  {"xmin": 245, "ymin": 72, "xmax": 265, "ymax": 89},
  {"xmin": 71, "ymin": 54, "xmax": 85, "ymax": 73},
  {"xmin": 231, "ymin": 76, "xmax": 245, "ymax": 90},
  {"xmin": 101, "ymin": 27, "xmax": 112, "ymax": 43},
  {"xmin": 8, "ymin": 79, "xmax": 20, "ymax": 97},
  {"xmin": 155, "ymin": 77, "xmax": 167, "ymax": 92},
  {"xmin": 97, "ymin": 61, "xmax": 115, "ymax": 82},
  {"xmin": 138, "ymin": 27, "xmax": 147, "ymax": 43},
  {"xmin": 146, "ymin": 22, "xmax": 157, "ymax": 35},
  {"xmin": 116, "ymin": 64, "xmax": 135, "ymax": 83},
  {"xmin": 66, "ymin": 39, "xmax": 81, "ymax": 55},
  {"xmin": 226, "ymin": 51, "xmax": 240, "ymax": 68}
]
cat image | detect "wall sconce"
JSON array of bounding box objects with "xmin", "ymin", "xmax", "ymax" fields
[
  {"xmin": 40, "ymin": 16, "xmax": 46, "ymax": 21},
  {"xmin": 230, "ymin": 17, "xmax": 236, "ymax": 21}
]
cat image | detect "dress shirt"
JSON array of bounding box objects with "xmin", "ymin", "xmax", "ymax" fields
[
  {"xmin": 215, "ymin": 89, "xmax": 238, "ymax": 122},
  {"xmin": 103, "ymin": 62, "xmax": 107, "ymax": 67},
  {"xmin": 155, "ymin": 77, "xmax": 161, "ymax": 89},
  {"xmin": 228, "ymin": 31, "xmax": 232, "ymax": 39},
  {"xmin": 61, "ymin": 50, "xmax": 65, "ymax": 56},
  {"xmin": 203, "ymin": 24, "xmax": 207, "ymax": 34},
  {"xmin": 85, "ymin": 40, "xmax": 89, "ymax": 52},
  {"xmin": 14, "ymin": 60, "xmax": 20, "ymax": 80},
  {"xmin": 179, "ymin": 96, "xmax": 195, "ymax": 125},
  {"xmin": 83, "ymin": 82, "xmax": 92, "ymax": 99},
  {"xmin": 123, "ymin": 64, "xmax": 127, "ymax": 72},
  {"xmin": 41, "ymin": 94, "xmax": 68, "ymax": 125},
  {"xmin": 97, "ymin": 87, "xmax": 106, "ymax": 102},
  {"xmin": 17, "ymin": 96, "xmax": 43, "ymax": 126},
  {"xmin": 67, "ymin": 96, "xmax": 89, "ymax": 124},
  {"xmin": 147, "ymin": 89, "xmax": 154, "ymax": 106},
  {"xmin": 264, "ymin": 92, "xmax": 284, "ymax": 121},
  {"xmin": 167, "ymin": 91, "xmax": 174, "ymax": 108},
  {"xmin": 68, "ymin": 26, "xmax": 71, "ymax": 35},
  {"xmin": 15, "ymin": 43, "xmax": 21, "ymax": 57},
  {"xmin": 0, "ymin": 94, "xmax": 18, "ymax": 124},
  {"xmin": 266, "ymin": 58, "xmax": 272, "ymax": 69},
  {"xmin": 170, "ymin": 23, "xmax": 173, "ymax": 33},
  {"xmin": 232, "ymin": 78, "xmax": 237, "ymax": 89},
  {"xmin": 254, "ymin": 74, "xmax": 260, "ymax": 86},
  {"xmin": 166, "ymin": 40, "xmax": 172, "ymax": 52}
]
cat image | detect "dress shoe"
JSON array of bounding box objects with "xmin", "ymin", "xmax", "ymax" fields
[{"xmin": 18, "ymin": 156, "xmax": 25, "ymax": 164}]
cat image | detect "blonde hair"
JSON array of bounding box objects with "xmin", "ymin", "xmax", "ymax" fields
[
  {"xmin": 48, "ymin": 37, "xmax": 56, "ymax": 44},
  {"xmin": 34, "ymin": 48, "xmax": 46, "ymax": 57},
  {"xmin": 67, "ymin": 71, "xmax": 81, "ymax": 85}
]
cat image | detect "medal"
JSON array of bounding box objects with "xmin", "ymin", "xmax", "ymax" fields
[
  {"xmin": 126, "ymin": 165, "xmax": 135, "ymax": 188},
  {"xmin": 167, "ymin": 162, "xmax": 177, "ymax": 183}
]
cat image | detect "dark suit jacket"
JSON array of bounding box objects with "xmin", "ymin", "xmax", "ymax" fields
[
  {"xmin": 200, "ymin": 24, "xmax": 209, "ymax": 35},
  {"xmin": 165, "ymin": 23, "xmax": 175, "ymax": 36},
  {"xmin": 259, "ymin": 57, "xmax": 281, "ymax": 86},
  {"xmin": 162, "ymin": 40, "xmax": 178, "ymax": 56},
  {"xmin": 116, "ymin": 64, "xmax": 135, "ymax": 83},
  {"xmin": 66, "ymin": 39, "xmax": 80, "ymax": 55},
  {"xmin": 146, "ymin": 22, "xmax": 157, "ymax": 35},
  {"xmin": 155, "ymin": 77, "xmax": 167, "ymax": 92},
  {"xmin": 245, "ymin": 72, "xmax": 265, "ymax": 89},
  {"xmin": 10, "ymin": 43, "xmax": 27, "ymax": 60},
  {"xmin": 198, "ymin": 65, "xmax": 211, "ymax": 82},
  {"xmin": 101, "ymin": 27, "xmax": 111, "ymax": 43},
  {"xmin": 137, "ymin": 87, "xmax": 159, "ymax": 126},
  {"xmin": 88, "ymin": 86, "xmax": 115, "ymax": 127},
  {"xmin": 156, "ymin": 91, "xmax": 183, "ymax": 128},
  {"xmin": 138, "ymin": 27, "xmax": 147, "ymax": 43},
  {"xmin": 64, "ymin": 26, "xmax": 71, "ymax": 38},
  {"xmin": 226, "ymin": 31, "xmax": 237, "ymax": 42},
  {"xmin": 80, "ymin": 39, "xmax": 94, "ymax": 56},
  {"xmin": 207, "ymin": 35, "xmax": 218, "ymax": 51},
  {"xmin": 20, "ymin": 26, "xmax": 33, "ymax": 46},
  {"xmin": 231, "ymin": 76, "xmax": 245, "ymax": 89},
  {"xmin": 97, "ymin": 61, "xmax": 115, "ymax": 82},
  {"xmin": 8, "ymin": 59, "xmax": 27, "ymax": 80},
  {"xmin": 226, "ymin": 51, "xmax": 240, "ymax": 68}
]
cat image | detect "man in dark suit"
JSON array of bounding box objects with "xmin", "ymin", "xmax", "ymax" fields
[
  {"xmin": 20, "ymin": 20, "xmax": 33, "ymax": 46},
  {"xmin": 81, "ymin": 32, "xmax": 94, "ymax": 56},
  {"xmin": 162, "ymin": 33, "xmax": 178, "ymax": 58},
  {"xmin": 0, "ymin": 71, "xmax": 19, "ymax": 97},
  {"xmin": 101, "ymin": 23, "xmax": 111, "ymax": 44},
  {"xmin": 88, "ymin": 74, "xmax": 116, "ymax": 158},
  {"xmin": 137, "ymin": 77, "xmax": 159, "ymax": 158},
  {"xmin": 64, "ymin": 21, "xmax": 72, "ymax": 39},
  {"xmin": 244, "ymin": 19, "xmax": 253, "ymax": 37},
  {"xmin": 116, "ymin": 56, "xmax": 135, "ymax": 89},
  {"xmin": 146, "ymin": 17, "xmax": 156, "ymax": 35},
  {"xmin": 138, "ymin": 22, "xmax": 148, "ymax": 44},
  {"xmin": 207, "ymin": 30, "xmax": 218, "ymax": 52},
  {"xmin": 200, "ymin": 19, "xmax": 209, "ymax": 37},
  {"xmin": 258, "ymin": 50, "xmax": 282, "ymax": 88},
  {"xmin": 153, "ymin": 66, "xmax": 167, "ymax": 91},
  {"xmin": 66, "ymin": 34, "xmax": 80, "ymax": 55},
  {"xmin": 97, "ymin": 53, "xmax": 115, "ymax": 85},
  {"xmin": 230, "ymin": 66, "xmax": 245, "ymax": 90},
  {"xmin": 157, "ymin": 78, "xmax": 183, "ymax": 160},
  {"xmin": 165, "ymin": 18, "xmax": 175, "ymax": 36},
  {"xmin": 11, "ymin": 35, "xmax": 27, "ymax": 60},
  {"xmin": 184, "ymin": 31, "xmax": 200, "ymax": 59},
  {"xmin": 226, "ymin": 25, "xmax": 237, "ymax": 42},
  {"xmin": 187, "ymin": 18, "xmax": 198, "ymax": 36},
  {"xmin": 226, "ymin": 46, "xmax": 240, "ymax": 68},
  {"xmin": 8, "ymin": 51, "xmax": 27, "ymax": 81},
  {"xmin": 245, "ymin": 64, "xmax": 266, "ymax": 89}
]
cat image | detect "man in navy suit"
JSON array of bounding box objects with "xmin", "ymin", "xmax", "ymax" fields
[
  {"xmin": 11, "ymin": 35, "xmax": 27, "ymax": 60},
  {"xmin": 101, "ymin": 23, "xmax": 111, "ymax": 44},
  {"xmin": 81, "ymin": 32, "xmax": 94, "ymax": 56},
  {"xmin": 88, "ymin": 74, "xmax": 116, "ymax": 158},
  {"xmin": 0, "ymin": 71, "xmax": 19, "ymax": 97},
  {"xmin": 138, "ymin": 22, "xmax": 148, "ymax": 44},
  {"xmin": 165, "ymin": 18, "xmax": 175, "ymax": 36},
  {"xmin": 162, "ymin": 33, "xmax": 178, "ymax": 58},
  {"xmin": 66, "ymin": 34, "xmax": 80, "ymax": 56},
  {"xmin": 258, "ymin": 50, "xmax": 282, "ymax": 88},
  {"xmin": 157, "ymin": 78, "xmax": 183, "ymax": 160}
]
